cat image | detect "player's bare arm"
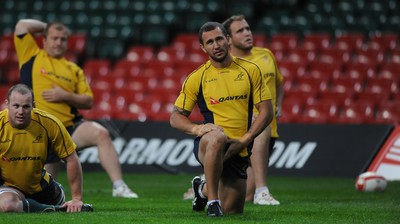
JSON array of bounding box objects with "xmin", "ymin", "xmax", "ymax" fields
[
  {"xmin": 14, "ymin": 19, "xmax": 46, "ymax": 35},
  {"xmin": 42, "ymin": 84, "xmax": 93, "ymax": 109},
  {"xmin": 224, "ymin": 100, "xmax": 273, "ymax": 161},
  {"xmin": 170, "ymin": 106, "xmax": 223, "ymax": 137}
]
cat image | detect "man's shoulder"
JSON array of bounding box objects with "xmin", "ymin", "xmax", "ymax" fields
[
  {"xmin": 32, "ymin": 108, "xmax": 62, "ymax": 124},
  {"xmin": 252, "ymin": 47, "xmax": 274, "ymax": 56}
]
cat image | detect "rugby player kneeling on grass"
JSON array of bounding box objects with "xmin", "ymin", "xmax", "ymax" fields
[{"xmin": 0, "ymin": 84, "xmax": 92, "ymax": 213}]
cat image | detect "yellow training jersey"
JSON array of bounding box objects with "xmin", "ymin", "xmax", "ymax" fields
[
  {"xmin": 245, "ymin": 47, "xmax": 284, "ymax": 138},
  {"xmin": 14, "ymin": 33, "xmax": 93, "ymax": 127},
  {"xmin": 0, "ymin": 108, "xmax": 76, "ymax": 194},
  {"xmin": 175, "ymin": 57, "xmax": 271, "ymax": 157}
]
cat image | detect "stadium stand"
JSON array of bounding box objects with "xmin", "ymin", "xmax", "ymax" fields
[{"xmin": 1, "ymin": 0, "xmax": 399, "ymax": 124}]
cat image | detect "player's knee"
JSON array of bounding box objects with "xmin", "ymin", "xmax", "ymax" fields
[
  {"xmin": 0, "ymin": 194, "xmax": 20, "ymax": 212},
  {"xmin": 210, "ymin": 131, "xmax": 228, "ymax": 145},
  {"xmin": 93, "ymin": 126, "xmax": 111, "ymax": 141}
]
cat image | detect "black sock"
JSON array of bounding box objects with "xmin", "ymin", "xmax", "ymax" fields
[{"xmin": 22, "ymin": 199, "xmax": 56, "ymax": 213}]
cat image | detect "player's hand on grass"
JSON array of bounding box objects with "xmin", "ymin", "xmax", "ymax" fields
[{"xmin": 63, "ymin": 199, "xmax": 84, "ymax": 212}]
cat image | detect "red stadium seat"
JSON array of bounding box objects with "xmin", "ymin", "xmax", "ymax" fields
[
  {"xmin": 318, "ymin": 89, "xmax": 355, "ymax": 107},
  {"xmin": 124, "ymin": 76, "xmax": 158, "ymax": 93},
  {"xmin": 278, "ymin": 60, "xmax": 307, "ymax": 79},
  {"xmin": 366, "ymin": 76, "xmax": 398, "ymax": 95},
  {"xmin": 388, "ymin": 47, "xmax": 400, "ymax": 65},
  {"xmin": 319, "ymin": 47, "xmax": 351, "ymax": 64},
  {"xmin": 344, "ymin": 61, "xmax": 376, "ymax": 80},
  {"xmin": 369, "ymin": 33, "xmax": 398, "ymax": 52},
  {"xmin": 335, "ymin": 107, "xmax": 367, "ymax": 124},
  {"xmin": 296, "ymin": 75, "xmax": 329, "ymax": 92},
  {"xmin": 0, "ymin": 85, "xmax": 10, "ymax": 110},
  {"xmin": 253, "ymin": 33, "xmax": 268, "ymax": 47},
  {"xmin": 353, "ymin": 47, "xmax": 385, "ymax": 65},
  {"xmin": 111, "ymin": 59, "xmax": 142, "ymax": 79},
  {"xmin": 124, "ymin": 46, "xmax": 155, "ymax": 63},
  {"xmin": 0, "ymin": 49, "xmax": 11, "ymax": 66},
  {"xmin": 375, "ymin": 109, "xmax": 400, "ymax": 125},
  {"xmin": 285, "ymin": 88, "xmax": 317, "ymax": 106},
  {"xmin": 334, "ymin": 32, "xmax": 365, "ymax": 53},
  {"xmin": 5, "ymin": 66, "xmax": 19, "ymax": 85},
  {"xmin": 356, "ymin": 88, "xmax": 391, "ymax": 107},
  {"xmin": 83, "ymin": 59, "xmax": 111, "ymax": 82},
  {"xmin": 0, "ymin": 34, "xmax": 15, "ymax": 51},
  {"xmin": 377, "ymin": 62, "xmax": 399, "ymax": 80},
  {"xmin": 267, "ymin": 33, "xmax": 298, "ymax": 54},
  {"xmin": 67, "ymin": 34, "xmax": 87, "ymax": 56},
  {"xmin": 297, "ymin": 104, "xmax": 331, "ymax": 124},
  {"xmin": 281, "ymin": 96, "xmax": 304, "ymax": 117},
  {"xmin": 286, "ymin": 47, "xmax": 316, "ymax": 64},
  {"xmin": 308, "ymin": 60, "xmax": 343, "ymax": 81},
  {"xmin": 300, "ymin": 33, "xmax": 331, "ymax": 52},
  {"xmin": 156, "ymin": 46, "xmax": 186, "ymax": 62},
  {"xmin": 337, "ymin": 99, "xmax": 376, "ymax": 124},
  {"xmin": 173, "ymin": 33, "xmax": 201, "ymax": 54},
  {"xmin": 330, "ymin": 76, "xmax": 364, "ymax": 94}
]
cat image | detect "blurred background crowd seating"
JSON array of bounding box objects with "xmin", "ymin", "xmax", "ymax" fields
[{"xmin": 0, "ymin": 0, "xmax": 399, "ymax": 124}]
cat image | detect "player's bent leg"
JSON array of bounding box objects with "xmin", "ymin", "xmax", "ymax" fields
[
  {"xmin": 0, "ymin": 188, "xmax": 24, "ymax": 212},
  {"xmin": 72, "ymin": 121, "xmax": 123, "ymax": 181},
  {"xmin": 72, "ymin": 121, "xmax": 138, "ymax": 198},
  {"xmin": 219, "ymin": 177, "xmax": 246, "ymax": 214}
]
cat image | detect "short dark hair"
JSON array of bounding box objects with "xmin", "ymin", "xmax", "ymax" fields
[
  {"xmin": 44, "ymin": 22, "xmax": 70, "ymax": 38},
  {"xmin": 8, "ymin": 83, "xmax": 33, "ymax": 101},
  {"xmin": 222, "ymin": 15, "xmax": 246, "ymax": 35},
  {"xmin": 198, "ymin": 21, "xmax": 228, "ymax": 45}
]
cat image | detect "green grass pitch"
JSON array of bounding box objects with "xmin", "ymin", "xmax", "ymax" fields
[{"xmin": 2, "ymin": 172, "xmax": 399, "ymax": 224}]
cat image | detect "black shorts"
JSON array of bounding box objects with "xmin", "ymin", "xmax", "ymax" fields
[
  {"xmin": 26, "ymin": 179, "xmax": 66, "ymax": 205},
  {"xmin": 45, "ymin": 119, "xmax": 84, "ymax": 164},
  {"xmin": 193, "ymin": 137, "xmax": 250, "ymax": 179}
]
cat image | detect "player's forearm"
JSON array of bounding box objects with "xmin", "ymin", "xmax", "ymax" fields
[
  {"xmin": 15, "ymin": 19, "xmax": 46, "ymax": 36},
  {"xmin": 276, "ymin": 82, "xmax": 284, "ymax": 110},
  {"xmin": 243, "ymin": 100, "xmax": 273, "ymax": 144},
  {"xmin": 65, "ymin": 154, "xmax": 84, "ymax": 201},
  {"xmin": 170, "ymin": 110, "xmax": 200, "ymax": 136},
  {"xmin": 64, "ymin": 93, "xmax": 93, "ymax": 109}
]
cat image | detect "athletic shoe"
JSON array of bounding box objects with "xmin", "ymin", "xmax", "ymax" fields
[
  {"xmin": 55, "ymin": 203, "xmax": 94, "ymax": 212},
  {"xmin": 112, "ymin": 184, "xmax": 138, "ymax": 198},
  {"xmin": 192, "ymin": 176, "xmax": 207, "ymax": 211},
  {"xmin": 183, "ymin": 174, "xmax": 205, "ymax": 200},
  {"xmin": 253, "ymin": 190, "xmax": 280, "ymax": 205},
  {"xmin": 207, "ymin": 201, "xmax": 223, "ymax": 217}
]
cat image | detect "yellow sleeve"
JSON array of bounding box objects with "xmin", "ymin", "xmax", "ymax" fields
[{"xmin": 14, "ymin": 33, "xmax": 41, "ymax": 68}]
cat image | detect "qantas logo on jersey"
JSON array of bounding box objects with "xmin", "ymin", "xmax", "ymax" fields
[
  {"xmin": 40, "ymin": 67, "xmax": 73, "ymax": 82},
  {"xmin": 210, "ymin": 97, "xmax": 219, "ymax": 105},
  {"xmin": 3, "ymin": 156, "xmax": 41, "ymax": 161},
  {"xmin": 218, "ymin": 94, "xmax": 248, "ymax": 102}
]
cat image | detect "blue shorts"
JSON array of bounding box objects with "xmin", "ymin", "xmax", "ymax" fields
[
  {"xmin": 45, "ymin": 119, "xmax": 84, "ymax": 164},
  {"xmin": 193, "ymin": 137, "xmax": 250, "ymax": 179}
]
